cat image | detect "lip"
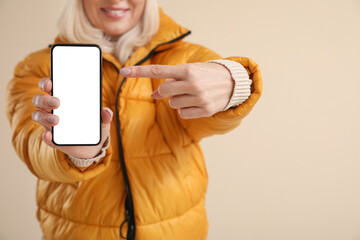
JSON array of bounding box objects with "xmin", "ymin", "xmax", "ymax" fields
[
  {"xmin": 101, "ymin": 7, "xmax": 129, "ymax": 19},
  {"xmin": 102, "ymin": 6, "xmax": 129, "ymax": 10}
]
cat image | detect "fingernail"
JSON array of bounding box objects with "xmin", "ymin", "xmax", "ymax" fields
[
  {"xmin": 151, "ymin": 90, "xmax": 156, "ymax": 98},
  {"xmin": 151, "ymin": 89, "xmax": 162, "ymax": 99},
  {"xmin": 48, "ymin": 115, "xmax": 57, "ymax": 123},
  {"xmin": 120, "ymin": 67, "xmax": 131, "ymax": 76},
  {"xmin": 32, "ymin": 96, "xmax": 37, "ymax": 106},
  {"xmin": 49, "ymin": 98, "xmax": 58, "ymax": 107},
  {"xmin": 39, "ymin": 79, "xmax": 46, "ymax": 91},
  {"xmin": 32, "ymin": 111, "xmax": 39, "ymax": 121},
  {"xmin": 104, "ymin": 108, "xmax": 113, "ymax": 118}
]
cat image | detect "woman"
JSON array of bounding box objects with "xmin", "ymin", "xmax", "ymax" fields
[{"xmin": 6, "ymin": 0, "xmax": 262, "ymax": 239}]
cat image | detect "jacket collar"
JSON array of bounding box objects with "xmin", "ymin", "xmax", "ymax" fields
[{"xmin": 51, "ymin": 7, "xmax": 191, "ymax": 69}]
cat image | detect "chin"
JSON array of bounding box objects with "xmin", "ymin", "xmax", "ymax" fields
[{"xmin": 103, "ymin": 26, "xmax": 129, "ymax": 37}]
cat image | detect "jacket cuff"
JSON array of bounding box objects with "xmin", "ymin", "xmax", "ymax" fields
[
  {"xmin": 207, "ymin": 59, "xmax": 252, "ymax": 111},
  {"xmin": 66, "ymin": 136, "xmax": 111, "ymax": 168}
]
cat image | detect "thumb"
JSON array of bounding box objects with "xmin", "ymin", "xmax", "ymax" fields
[
  {"xmin": 101, "ymin": 107, "xmax": 113, "ymax": 129},
  {"xmin": 151, "ymin": 78, "xmax": 177, "ymax": 99},
  {"xmin": 100, "ymin": 107, "xmax": 113, "ymax": 145}
]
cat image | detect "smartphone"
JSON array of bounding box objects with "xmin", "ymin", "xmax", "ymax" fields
[{"xmin": 50, "ymin": 44, "xmax": 102, "ymax": 146}]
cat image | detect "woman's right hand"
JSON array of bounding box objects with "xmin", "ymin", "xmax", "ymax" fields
[{"xmin": 31, "ymin": 77, "xmax": 113, "ymax": 159}]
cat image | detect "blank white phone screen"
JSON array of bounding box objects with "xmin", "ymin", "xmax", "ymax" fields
[{"xmin": 51, "ymin": 45, "xmax": 101, "ymax": 145}]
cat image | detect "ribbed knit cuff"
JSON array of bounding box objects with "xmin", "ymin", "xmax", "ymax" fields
[
  {"xmin": 208, "ymin": 59, "xmax": 252, "ymax": 111},
  {"xmin": 67, "ymin": 136, "xmax": 111, "ymax": 168}
]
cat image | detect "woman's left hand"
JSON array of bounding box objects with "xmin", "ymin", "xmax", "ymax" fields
[{"xmin": 120, "ymin": 63, "xmax": 234, "ymax": 119}]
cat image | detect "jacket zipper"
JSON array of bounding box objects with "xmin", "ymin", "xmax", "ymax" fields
[{"xmin": 104, "ymin": 30, "xmax": 191, "ymax": 240}]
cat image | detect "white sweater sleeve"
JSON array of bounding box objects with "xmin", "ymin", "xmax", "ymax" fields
[
  {"xmin": 207, "ymin": 59, "xmax": 252, "ymax": 111},
  {"xmin": 67, "ymin": 136, "xmax": 111, "ymax": 168}
]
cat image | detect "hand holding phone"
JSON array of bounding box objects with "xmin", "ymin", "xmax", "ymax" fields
[
  {"xmin": 32, "ymin": 77, "xmax": 113, "ymax": 159},
  {"xmin": 31, "ymin": 44, "xmax": 112, "ymax": 159}
]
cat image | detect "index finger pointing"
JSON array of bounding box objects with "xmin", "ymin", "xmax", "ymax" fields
[{"xmin": 120, "ymin": 64, "xmax": 187, "ymax": 79}]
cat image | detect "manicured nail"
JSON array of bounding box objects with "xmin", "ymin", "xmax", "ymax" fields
[
  {"xmin": 151, "ymin": 90, "xmax": 156, "ymax": 98},
  {"xmin": 104, "ymin": 108, "xmax": 113, "ymax": 118},
  {"xmin": 151, "ymin": 89, "xmax": 162, "ymax": 99},
  {"xmin": 32, "ymin": 96, "xmax": 38, "ymax": 106},
  {"xmin": 39, "ymin": 79, "xmax": 46, "ymax": 91},
  {"xmin": 48, "ymin": 115, "xmax": 57, "ymax": 123},
  {"xmin": 120, "ymin": 67, "xmax": 131, "ymax": 76},
  {"xmin": 49, "ymin": 98, "xmax": 58, "ymax": 107},
  {"xmin": 32, "ymin": 111, "xmax": 39, "ymax": 121}
]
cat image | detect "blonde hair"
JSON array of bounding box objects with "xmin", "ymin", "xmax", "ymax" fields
[{"xmin": 58, "ymin": 0, "xmax": 159, "ymax": 66}]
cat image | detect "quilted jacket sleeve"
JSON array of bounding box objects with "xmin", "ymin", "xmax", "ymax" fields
[
  {"xmin": 175, "ymin": 43, "xmax": 263, "ymax": 142},
  {"xmin": 5, "ymin": 50, "xmax": 113, "ymax": 183}
]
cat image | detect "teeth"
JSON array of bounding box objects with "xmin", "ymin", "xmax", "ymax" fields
[{"xmin": 106, "ymin": 9, "xmax": 125, "ymax": 14}]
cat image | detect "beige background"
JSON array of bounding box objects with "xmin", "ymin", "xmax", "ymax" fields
[{"xmin": 1, "ymin": 0, "xmax": 359, "ymax": 239}]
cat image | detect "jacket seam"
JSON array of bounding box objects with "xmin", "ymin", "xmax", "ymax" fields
[
  {"xmin": 38, "ymin": 196, "xmax": 204, "ymax": 229},
  {"xmin": 137, "ymin": 196, "xmax": 205, "ymax": 227},
  {"xmin": 38, "ymin": 206, "xmax": 119, "ymax": 229},
  {"xmin": 127, "ymin": 151, "xmax": 173, "ymax": 159},
  {"xmin": 125, "ymin": 141, "xmax": 193, "ymax": 159},
  {"xmin": 119, "ymin": 96, "xmax": 154, "ymax": 102}
]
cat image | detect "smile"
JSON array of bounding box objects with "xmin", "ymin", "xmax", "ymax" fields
[{"xmin": 101, "ymin": 8, "xmax": 129, "ymax": 19}]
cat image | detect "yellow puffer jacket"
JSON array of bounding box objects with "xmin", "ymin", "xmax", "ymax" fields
[{"xmin": 6, "ymin": 8, "xmax": 262, "ymax": 240}]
